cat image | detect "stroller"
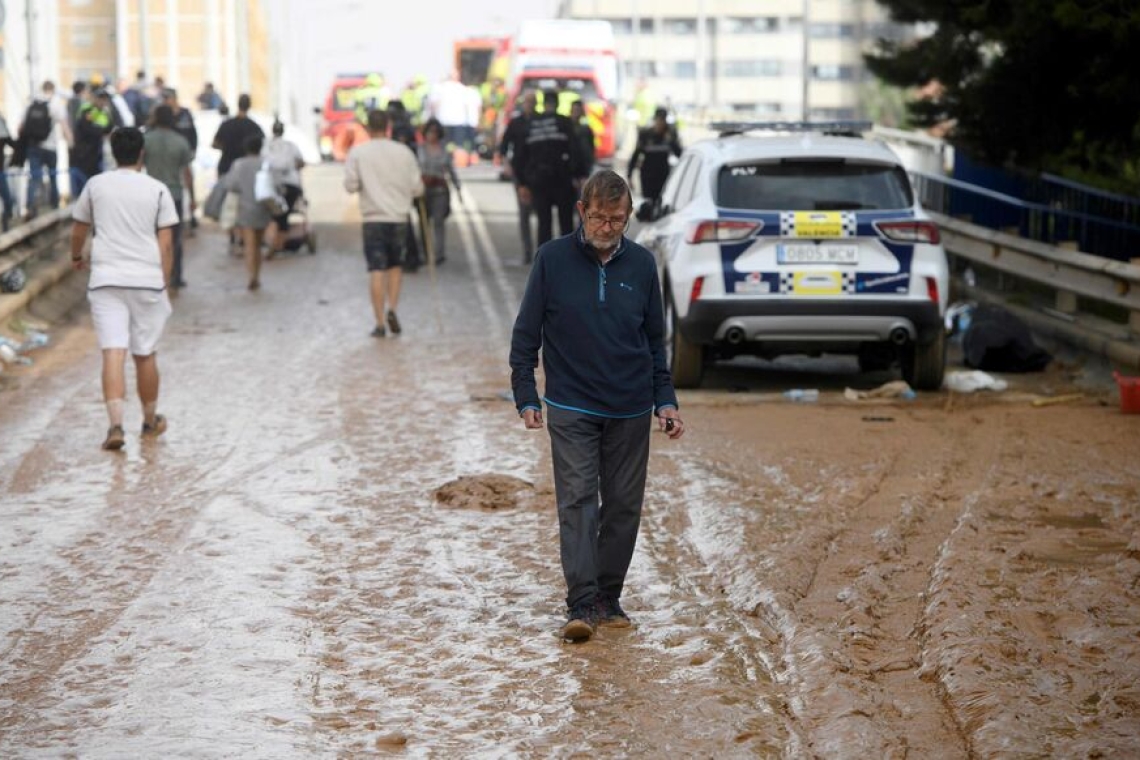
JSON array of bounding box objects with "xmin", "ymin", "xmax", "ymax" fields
[{"xmin": 274, "ymin": 192, "xmax": 317, "ymax": 255}]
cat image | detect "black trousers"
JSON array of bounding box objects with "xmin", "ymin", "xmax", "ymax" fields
[
  {"xmin": 547, "ymin": 406, "xmax": 652, "ymax": 609},
  {"xmin": 531, "ymin": 182, "xmax": 576, "ymax": 247},
  {"xmin": 640, "ymin": 168, "xmax": 669, "ymax": 203}
]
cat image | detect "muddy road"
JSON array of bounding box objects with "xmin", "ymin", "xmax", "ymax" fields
[{"xmin": 1, "ymin": 165, "xmax": 1137, "ymax": 758}]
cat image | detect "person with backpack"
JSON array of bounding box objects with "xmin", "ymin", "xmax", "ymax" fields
[
  {"xmin": 122, "ymin": 71, "xmax": 154, "ymax": 126},
  {"xmin": 21, "ymin": 81, "xmax": 72, "ymax": 217}
]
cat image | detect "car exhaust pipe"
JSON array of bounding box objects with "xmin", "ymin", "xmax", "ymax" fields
[
  {"xmin": 724, "ymin": 326, "xmax": 747, "ymax": 345},
  {"xmin": 889, "ymin": 327, "xmax": 911, "ymax": 346}
]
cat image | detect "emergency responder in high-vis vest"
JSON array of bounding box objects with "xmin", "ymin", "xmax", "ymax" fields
[{"xmin": 354, "ymin": 73, "xmax": 390, "ymax": 123}]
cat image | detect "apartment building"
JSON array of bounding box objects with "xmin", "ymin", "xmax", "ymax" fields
[
  {"xmin": 557, "ymin": 0, "xmax": 914, "ymax": 122},
  {"xmin": 5, "ymin": 0, "xmax": 273, "ymax": 120}
]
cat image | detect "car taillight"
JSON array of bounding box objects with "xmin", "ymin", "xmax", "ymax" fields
[
  {"xmin": 875, "ymin": 220, "xmax": 941, "ymax": 244},
  {"xmin": 686, "ymin": 220, "xmax": 762, "ymax": 244},
  {"xmin": 925, "ymin": 276, "xmax": 939, "ymax": 304},
  {"xmin": 690, "ymin": 276, "xmax": 705, "ymax": 302}
]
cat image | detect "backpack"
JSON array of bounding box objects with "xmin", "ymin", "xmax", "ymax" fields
[{"xmin": 22, "ymin": 100, "xmax": 52, "ymax": 143}]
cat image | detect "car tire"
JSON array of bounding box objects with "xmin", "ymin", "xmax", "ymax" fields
[
  {"xmin": 902, "ymin": 329, "xmax": 946, "ymax": 391},
  {"xmin": 666, "ymin": 291, "xmax": 704, "ymax": 389}
]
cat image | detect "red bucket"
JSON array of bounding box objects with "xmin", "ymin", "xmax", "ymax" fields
[{"xmin": 1114, "ymin": 371, "xmax": 1140, "ymax": 414}]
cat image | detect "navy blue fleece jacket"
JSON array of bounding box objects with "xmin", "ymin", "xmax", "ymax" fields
[{"xmin": 509, "ymin": 228, "xmax": 679, "ymax": 418}]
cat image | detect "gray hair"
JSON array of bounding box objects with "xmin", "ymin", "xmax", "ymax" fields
[{"xmin": 579, "ymin": 169, "xmax": 632, "ymax": 212}]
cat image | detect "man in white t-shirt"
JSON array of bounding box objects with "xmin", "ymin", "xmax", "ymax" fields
[{"xmin": 71, "ymin": 127, "xmax": 180, "ymax": 450}]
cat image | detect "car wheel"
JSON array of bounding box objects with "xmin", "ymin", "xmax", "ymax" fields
[
  {"xmin": 665, "ymin": 291, "xmax": 704, "ymax": 389},
  {"xmin": 902, "ymin": 329, "xmax": 946, "ymax": 391}
]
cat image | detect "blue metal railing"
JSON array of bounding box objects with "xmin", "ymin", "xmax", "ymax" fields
[
  {"xmin": 911, "ymin": 171, "xmax": 1140, "ymax": 263},
  {"xmin": 1033, "ymin": 172, "xmax": 1140, "ymax": 229}
]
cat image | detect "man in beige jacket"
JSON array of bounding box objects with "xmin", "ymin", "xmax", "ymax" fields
[{"xmin": 344, "ymin": 109, "xmax": 424, "ymax": 337}]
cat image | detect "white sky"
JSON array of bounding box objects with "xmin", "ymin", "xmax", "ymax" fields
[{"xmin": 276, "ymin": 0, "xmax": 561, "ymax": 124}]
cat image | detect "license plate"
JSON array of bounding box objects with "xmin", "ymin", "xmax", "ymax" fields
[{"xmin": 778, "ymin": 243, "xmax": 859, "ymax": 265}]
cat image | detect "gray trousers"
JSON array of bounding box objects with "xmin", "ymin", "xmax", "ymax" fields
[{"xmin": 547, "ymin": 405, "xmax": 651, "ymax": 609}]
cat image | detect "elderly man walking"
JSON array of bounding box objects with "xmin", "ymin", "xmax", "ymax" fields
[
  {"xmin": 344, "ymin": 109, "xmax": 424, "ymax": 337},
  {"xmin": 71, "ymin": 127, "xmax": 180, "ymax": 450},
  {"xmin": 509, "ymin": 170, "xmax": 684, "ymax": 642}
]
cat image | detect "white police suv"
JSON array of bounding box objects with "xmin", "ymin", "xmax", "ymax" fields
[{"xmin": 635, "ymin": 122, "xmax": 949, "ymax": 390}]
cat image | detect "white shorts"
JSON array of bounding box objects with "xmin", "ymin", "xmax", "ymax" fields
[{"xmin": 88, "ymin": 288, "xmax": 172, "ymax": 356}]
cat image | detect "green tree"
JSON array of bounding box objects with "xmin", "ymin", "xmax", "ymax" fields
[{"xmin": 865, "ymin": 0, "xmax": 1140, "ymax": 194}]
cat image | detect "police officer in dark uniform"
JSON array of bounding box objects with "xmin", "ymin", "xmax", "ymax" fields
[
  {"xmin": 499, "ymin": 91, "xmax": 538, "ymax": 263},
  {"xmin": 628, "ymin": 107, "xmax": 682, "ymax": 206},
  {"xmin": 511, "ymin": 89, "xmax": 586, "ymax": 252}
]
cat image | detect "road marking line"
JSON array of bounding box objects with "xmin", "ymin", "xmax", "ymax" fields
[
  {"xmin": 456, "ymin": 186, "xmax": 518, "ymax": 306},
  {"xmin": 452, "ymin": 197, "xmax": 506, "ymax": 340}
]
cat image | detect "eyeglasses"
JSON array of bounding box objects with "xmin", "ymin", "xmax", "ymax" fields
[{"xmin": 585, "ymin": 213, "xmax": 629, "ymax": 229}]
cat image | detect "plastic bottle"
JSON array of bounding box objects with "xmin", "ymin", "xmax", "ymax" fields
[
  {"xmin": 20, "ymin": 331, "xmax": 49, "ymax": 350},
  {"xmin": 783, "ymin": 388, "xmax": 820, "ymax": 402}
]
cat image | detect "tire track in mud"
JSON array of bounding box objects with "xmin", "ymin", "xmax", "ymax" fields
[
  {"xmin": 295, "ymin": 341, "xmax": 797, "ymax": 752},
  {"xmin": 918, "ymin": 408, "xmax": 1140, "ymax": 757},
  {"xmin": 655, "ymin": 406, "xmax": 1013, "ymax": 759},
  {"xmin": 0, "ymin": 233, "xmax": 385, "ymax": 749},
  {"xmin": 287, "ymin": 337, "xmax": 572, "ymax": 753}
]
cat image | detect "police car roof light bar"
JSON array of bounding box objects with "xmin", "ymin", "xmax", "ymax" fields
[{"xmin": 710, "ymin": 121, "xmax": 874, "ymax": 138}]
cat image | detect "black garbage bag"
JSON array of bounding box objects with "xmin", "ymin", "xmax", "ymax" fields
[
  {"xmin": 0, "ymin": 265, "xmax": 27, "ymax": 294},
  {"xmin": 962, "ymin": 303, "xmax": 1052, "ymax": 372}
]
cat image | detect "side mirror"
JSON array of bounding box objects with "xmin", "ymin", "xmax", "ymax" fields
[
  {"xmin": 635, "ymin": 199, "xmax": 655, "ymax": 222},
  {"xmin": 312, "ymin": 106, "xmax": 322, "ymax": 114}
]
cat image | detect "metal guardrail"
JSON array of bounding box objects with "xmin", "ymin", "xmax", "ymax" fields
[
  {"xmin": 0, "ymin": 209, "xmax": 73, "ymax": 271},
  {"xmin": 912, "ymin": 171, "xmax": 1140, "ymax": 264},
  {"xmin": 0, "ymin": 209, "xmax": 74, "ymax": 327},
  {"xmin": 930, "ymin": 210, "xmax": 1140, "ymax": 338}
]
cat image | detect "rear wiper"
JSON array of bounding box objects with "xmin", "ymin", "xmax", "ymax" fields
[{"xmin": 813, "ymin": 200, "xmax": 865, "ymax": 210}]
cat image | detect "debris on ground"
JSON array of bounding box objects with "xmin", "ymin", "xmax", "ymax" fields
[
  {"xmin": 944, "ymin": 369, "xmax": 1009, "ymax": 393},
  {"xmin": 0, "ymin": 328, "xmax": 50, "ymax": 368},
  {"xmin": 962, "ymin": 302, "xmax": 1052, "ymax": 372},
  {"xmin": 433, "ymin": 474, "xmax": 537, "ymax": 511},
  {"xmin": 844, "ymin": 380, "xmax": 916, "ymax": 401},
  {"xmin": 1030, "ymin": 393, "xmax": 1085, "ymax": 407}
]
